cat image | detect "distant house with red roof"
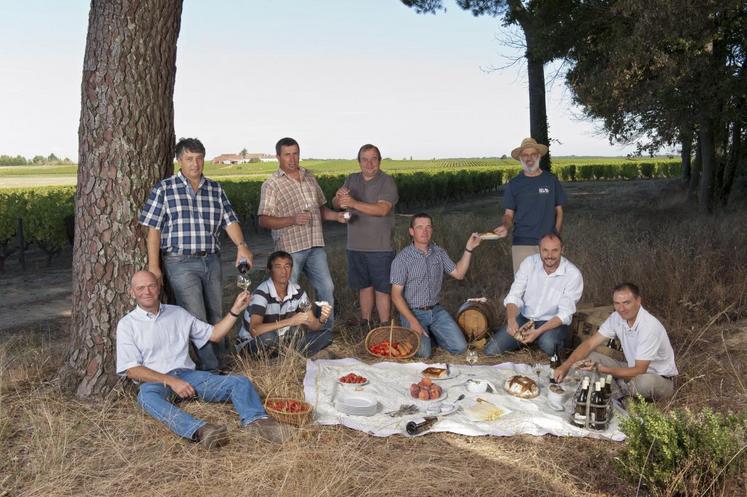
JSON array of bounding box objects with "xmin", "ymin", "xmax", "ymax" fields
[{"xmin": 212, "ymin": 153, "xmax": 276, "ymax": 164}]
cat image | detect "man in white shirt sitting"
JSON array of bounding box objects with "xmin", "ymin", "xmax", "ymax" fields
[
  {"xmin": 554, "ymin": 282, "xmax": 678, "ymax": 401},
  {"xmin": 116, "ymin": 271, "xmax": 288, "ymax": 447},
  {"xmin": 485, "ymin": 233, "xmax": 583, "ymax": 357}
]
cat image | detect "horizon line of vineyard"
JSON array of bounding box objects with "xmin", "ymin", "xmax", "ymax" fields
[{"xmin": 0, "ymin": 161, "xmax": 682, "ymax": 268}]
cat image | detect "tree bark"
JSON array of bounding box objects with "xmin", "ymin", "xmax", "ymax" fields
[
  {"xmin": 60, "ymin": 0, "xmax": 183, "ymax": 398},
  {"xmin": 698, "ymin": 115, "xmax": 716, "ymax": 213},
  {"xmin": 523, "ymin": 25, "xmax": 551, "ymax": 171},
  {"xmin": 508, "ymin": 0, "xmax": 551, "ymax": 172},
  {"xmin": 679, "ymin": 127, "xmax": 693, "ymax": 183},
  {"xmin": 689, "ymin": 132, "xmax": 701, "ymax": 199}
]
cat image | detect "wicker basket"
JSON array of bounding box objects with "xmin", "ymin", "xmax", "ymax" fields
[
  {"xmin": 365, "ymin": 325, "xmax": 420, "ymax": 360},
  {"xmin": 263, "ymin": 397, "xmax": 312, "ymax": 426}
]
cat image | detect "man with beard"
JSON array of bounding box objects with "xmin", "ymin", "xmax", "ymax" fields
[
  {"xmin": 484, "ymin": 233, "xmax": 583, "ymax": 357},
  {"xmin": 493, "ymin": 138, "xmax": 566, "ymax": 273}
]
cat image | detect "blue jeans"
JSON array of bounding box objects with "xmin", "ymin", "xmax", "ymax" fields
[
  {"xmin": 399, "ymin": 305, "xmax": 468, "ymax": 358},
  {"xmin": 290, "ymin": 247, "xmax": 334, "ymax": 334},
  {"xmin": 163, "ymin": 253, "xmax": 225, "ymax": 371},
  {"xmin": 137, "ymin": 369, "xmax": 266, "ymax": 440},
  {"xmin": 245, "ymin": 325, "xmax": 332, "ymax": 358},
  {"xmin": 484, "ymin": 314, "xmax": 569, "ymax": 357}
]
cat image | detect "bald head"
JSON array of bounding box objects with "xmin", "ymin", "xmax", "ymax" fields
[{"xmin": 129, "ymin": 271, "xmax": 161, "ymax": 312}]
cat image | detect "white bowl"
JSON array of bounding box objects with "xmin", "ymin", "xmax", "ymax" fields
[
  {"xmin": 335, "ymin": 393, "xmax": 379, "ymax": 416},
  {"xmin": 466, "ymin": 379, "xmax": 496, "ymax": 394}
]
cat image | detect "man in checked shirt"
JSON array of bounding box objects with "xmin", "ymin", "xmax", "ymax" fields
[
  {"xmin": 258, "ymin": 138, "xmax": 347, "ymax": 350},
  {"xmin": 139, "ymin": 138, "xmax": 254, "ymax": 372},
  {"xmin": 390, "ymin": 213, "xmax": 482, "ymax": 358}
]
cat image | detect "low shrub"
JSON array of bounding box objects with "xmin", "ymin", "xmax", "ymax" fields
[{"xmin": 617, "ymin": 399, "xmax": 746, "ymax": 497}]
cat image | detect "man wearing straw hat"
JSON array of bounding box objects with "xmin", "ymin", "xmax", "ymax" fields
[{"xmin": 493, "ymin": 137, "xmax": 566, "ymax": 273}]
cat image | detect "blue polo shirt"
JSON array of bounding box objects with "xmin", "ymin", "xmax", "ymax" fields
[{"xmin": 503, "ymin": 171, "xmax": 566, "ymax": 245}]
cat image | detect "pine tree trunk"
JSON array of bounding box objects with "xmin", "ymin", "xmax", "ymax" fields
[
  {"xmin": 679, "ymin": 127, "xmax": 693, "ymax": 183},
  {"xmin": 60, "ymin": 0, "xmax": 183, "ymax": 398},
  {"xmin": 698, "ymin": 115, "xmax": 715, "ymax": 213},
  {"xmin": 525, "ymin": 33, "xmax": 552, "ymax": 172}
]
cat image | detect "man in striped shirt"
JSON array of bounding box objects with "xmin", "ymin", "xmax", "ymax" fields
[
  {"xmin": 139, "ymin": 138, "xmax": 254, "ymax": 372},
  {"xmin": 390, "ymin": 213, "xmax": 482, "ymax": 358},
  {"xmin": 236, "ymin": 251, "xmax": 332, "ymax": 358},
  {"xmin": 258, "ymin": 138, "xmax": 347, "ymax": 337}
]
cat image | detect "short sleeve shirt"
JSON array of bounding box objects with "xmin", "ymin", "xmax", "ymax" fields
[
  {"xmin": 390, "ymin": 243, "xmax": 455, "ymax": 308},
  {"xmin": 138, "ymin": 172, "xmax": 239, "ymax": 255},
  {"xmin": 258, "ymin": 168, "xmax": 326, "ymax": 253},
  {"xmin": 598, "ymin": 306, "xmax": 678, "ymax": 376},
  {"xmin": 116, "ymin": 304, "xmax": 213, "ymax": 376},
  {"xmin": 236, "ymin": 278, "xmax": 308, "ymax": 348},
  {"xmin": 343, "ymin": 170, "xmax": 399, "ymax": 251},
  {"xmin": 503, "ymin": 171, "xmax": 566, "ymax": 246}
]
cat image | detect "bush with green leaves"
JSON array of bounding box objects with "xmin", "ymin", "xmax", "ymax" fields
[
  {"xmin": 617, "ymin": 399, "xmax": 746, "ymax": 497},
  {"xmin": 24, "ymin": 190, "xmax": 75, "ymax": 264}
]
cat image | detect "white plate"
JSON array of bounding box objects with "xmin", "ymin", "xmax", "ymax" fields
[
  {"xmin": 422, "ymin": 366, "xmax": 460, "ymax": 381},
  {"xmin": 335, "ymin": 393, "xmax": 379, "ymax": 416},
  {"xmin": 426, "ymin": 402, "xmax": 459, "ymax": 417},
  {"xmin": 337, "ymin": 373, "xmax": 369, "ymax": 387}
]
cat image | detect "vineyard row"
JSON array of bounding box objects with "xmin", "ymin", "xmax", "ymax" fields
[{"xmin": 0, "ymin": 161, "xmax": 681, "ymax": 269}]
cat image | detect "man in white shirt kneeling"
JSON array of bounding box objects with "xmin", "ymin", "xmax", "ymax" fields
[
  {"xmin": 485, "ymin": 232, "xmax": 584, "ymax": 357},
  {"xmin": 554, "ymin": 282, "xmax": 678, "ymax": 401},
  {"xmin": 116, "ymin": 271, "xmax": 289, "ymax": 448}
]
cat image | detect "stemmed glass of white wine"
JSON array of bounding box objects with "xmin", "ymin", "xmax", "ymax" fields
[{"xmin": 465, "ymin": 346, "xmax": 478, "ymax": 365}]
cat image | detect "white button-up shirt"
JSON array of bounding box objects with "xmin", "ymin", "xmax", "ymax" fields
[
  {"xmin": 503, "ymin": 254, "xmax": 584, "ymax": 325},
  {"xmin": 116, "ymin": 304, "xmax": 213, "ymax": 376},
  {"xmin": 598, "ymin": 306, "xmax": 678, "ymax": 376}
]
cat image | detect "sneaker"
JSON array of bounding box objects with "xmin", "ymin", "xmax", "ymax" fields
[
  {"xmin": 193, "ymin": 423, "xmax": 229, "ymax": 448},
  {"xmin": 246, "ymin": 417, "xmax": 292, "ymax": 443}
]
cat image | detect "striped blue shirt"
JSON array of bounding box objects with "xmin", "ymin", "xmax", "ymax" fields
[
  {"xmin": 390, "ymin": 243, "xmax": 456, "ymax": 308},
  {"xmin": 139, "ymin": 172, "xmax": 239, "ymax": 255},
  {"xmin": 235, "ymin": 278, "xmax": 308, "ymax": 350}
]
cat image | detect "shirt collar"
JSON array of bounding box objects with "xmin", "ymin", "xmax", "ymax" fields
[
  {"xmin": 177, "ymin": 170, "xmax": 205, "ymax": 190},
  {"xmin": 623, "ymin": 306, "xmax": 646, "ymax": 332},
  {"xmin": 411, "ymin": 242, "xmax": 435, "ymax": 256},
  {"xmin": 537, "ymin": 255, "xmax": 568, "ymax": 277},
  {"xmin": 275, "ymin": 167, "xmax": 307, "ymax": 179},
  {"xmin": 134, "ymin": 304, "xmax": 165, "ymax": 319},
  {"xmin": 267, "ymin": 279, "xmax": 300, "ymax": 302}
]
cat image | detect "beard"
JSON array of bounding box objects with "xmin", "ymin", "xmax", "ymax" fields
[{"xmin": 520, "ymin": 158, "xmax": 539, "ymax": 173}]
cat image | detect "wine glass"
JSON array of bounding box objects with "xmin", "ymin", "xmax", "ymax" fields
[
  {"xmin": 298, "ymin": 294, "xmax": 312, "ymax": 313},
  {"xmin": 237, "ymin": 273, "xmax": 251, "ymax": 293},
  {"xmin": 465, "ymin": 347, "xmax": 478, "ymax": 365}
]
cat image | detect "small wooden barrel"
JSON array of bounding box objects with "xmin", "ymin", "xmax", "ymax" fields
[{"xmin": 456, "ymin": 300, "xmax": 496, "ymax": 342}]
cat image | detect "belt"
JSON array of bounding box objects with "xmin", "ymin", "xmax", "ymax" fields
[
  {"xmin": 413, "ymin": 304, "xmax": 437, "ymax": 311},
  {"xmin": 163, "ymin": 251, "xmax": 212, "ymax": 257}
]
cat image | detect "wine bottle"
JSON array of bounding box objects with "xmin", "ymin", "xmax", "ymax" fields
[
  {"xmin": 406, "ymin": 417, "xmax": 438, "ymax": 436},
  {"xmin": 590, "ymin": 381, "xmax": 607, "ymax": 429},
  {"xmin": 572, "ymin": 378, "xmax": 590, "ymax": 427},
  {"xmin": 237, "ymin": 258, "xmax": 250, "ymax": 275},
  {"xmin": 549, "ymin": 344, "xmax": 560, "ymax": 383}
]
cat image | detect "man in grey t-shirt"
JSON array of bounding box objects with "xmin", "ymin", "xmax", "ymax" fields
[{"xmin": 333, "ymin": 144, "xmax": 399, "ymax": 331}]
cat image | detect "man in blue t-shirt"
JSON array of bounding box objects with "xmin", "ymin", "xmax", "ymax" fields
[{"xmin": 493, "ymin": 137, "xmax": 566, "ymax": 273}]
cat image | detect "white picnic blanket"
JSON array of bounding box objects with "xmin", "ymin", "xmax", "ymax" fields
[{"xmin": 303, "ymin": 358, "xmax": 626, "ymax": 441}]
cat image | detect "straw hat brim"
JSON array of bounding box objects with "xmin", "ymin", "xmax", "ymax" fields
[{"xmin": 511, "ymin": 142, "xmax": 549, "ymax": 160}]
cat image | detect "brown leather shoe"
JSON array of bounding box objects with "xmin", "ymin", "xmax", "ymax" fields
[
  {"xmin": 246, "ymin": 417, "xmax": 292, "ymax": 443},
  {"xmin": 194, "ymin": 423, "xmax": 229, "ymax": 448}
]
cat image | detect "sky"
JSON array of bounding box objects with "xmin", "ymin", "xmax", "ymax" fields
[{"xmin": 0, "ymin": 0, "xmax": 641, "ymax": 161}]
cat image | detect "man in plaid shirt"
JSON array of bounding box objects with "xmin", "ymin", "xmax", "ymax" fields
[
  {"xmin": 258, "ymin": 137, "xmax": 347, "ymax": 344},
  {"xmin": 139, "ymin": 138, "xmax": 254, "ymax": 372},
  {"xmin": 390, "ymin": 213, "xmax": 482, "ymax": 358}
]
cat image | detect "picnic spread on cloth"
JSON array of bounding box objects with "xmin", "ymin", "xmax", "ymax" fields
[{"xmin": 303, "ymin": 358, "xmax": 626, "ymax": 441}]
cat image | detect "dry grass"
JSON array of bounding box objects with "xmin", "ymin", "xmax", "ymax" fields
[{"xmin": 1, "ymin": 179, "xmax": 746, "ymax": 496}]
